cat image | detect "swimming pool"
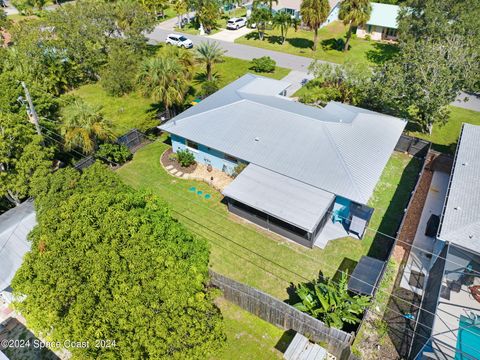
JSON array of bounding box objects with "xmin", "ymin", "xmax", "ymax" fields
[{"xmin": 455, "ymin": 315, "xmax": 480, "ymax": 360}]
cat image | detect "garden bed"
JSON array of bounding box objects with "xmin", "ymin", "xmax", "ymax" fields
[{"xmin": 161, "ymin": 148, "xmax": 197, "ymax": 174}]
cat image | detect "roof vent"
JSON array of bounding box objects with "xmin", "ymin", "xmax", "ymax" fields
[
  {"xmin": 462, "ymin": 162, "xmax": 468, "ymax": 166},
  {"xmin": 454, "ymin": 206, "xmax": 461, "ymax": 211},
  {"xmin": 254, "ymin": 137, "xmax": 260, "ymax": 142}
]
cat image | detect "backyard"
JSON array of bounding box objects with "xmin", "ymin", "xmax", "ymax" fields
[
  {"xmin": 212, "ymin": 297, "xmax": 289, "ymax": 360},
  {"xmin": 407, "ymin": 106, "xmax": 480, "ymax": 153},
  {"xmin": 71, "ymin": 56, "xmax": 290, "ymax": 135},
  {"xmin": 117, "ymin": 135, "xmax": 422, "ymax": 300},
  {"xmin": 236, "ymin": 21, "xmax": 399, "ymax": 65}
]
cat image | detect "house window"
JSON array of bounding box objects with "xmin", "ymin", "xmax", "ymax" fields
[
  {"xmin": 186, "ymin": 140, "xmax": 198, "ymax": 150},
  {"xmin": 386, "ymin": 28, "xmax": 397, "ymax": 37},
  {"xmin": 224, "ymin": 154, "xmax": 237, "ymax": 163}
]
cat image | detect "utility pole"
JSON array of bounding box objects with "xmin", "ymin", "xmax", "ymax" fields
[{"xmin": 20, "ymin": 81, "xmax": 43, "ymax": 138}]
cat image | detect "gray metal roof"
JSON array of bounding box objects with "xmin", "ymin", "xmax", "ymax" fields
[
  {"xmin": 223, "ymin": 164, "xmax": 335, "ymax": 231},
  {"xmin": 160, "ymin": 74, "xmax": 406, "ymax": 204},
  {"xmin": 0, "ymin": 200, "xmax": 35, "ymax": 291},
  {"xmin": 438, "ymin": 124, "xmax": 480, "ymax": 253}
]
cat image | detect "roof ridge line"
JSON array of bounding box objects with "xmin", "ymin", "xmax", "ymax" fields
[{"xmin": 322, "ymin": 120, "xmax": 363, "ymax": 201}]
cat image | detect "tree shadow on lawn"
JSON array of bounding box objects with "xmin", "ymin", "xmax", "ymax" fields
[
  {"xmin": 243, "ymin": 31, "xmax": 314, "ymax": 50},
  {"xmin": 367, "ymin": 155, "xmax": 424, "ymax": 261},
  {"xmin": 365, "ymin": 42, "xmax": 400, "ymax": 65},
  {"xmin": 321, "ymin": 37, "xmax": 346, "ymax": 52}
]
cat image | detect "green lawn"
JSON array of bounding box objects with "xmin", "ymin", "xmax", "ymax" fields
[
  {"xmin": 117, "ymin": 136, "xmax": 421, "ymax": 299},
  {"xmin": 212, "ymin": 298, "xmax": 288, "ymax": 360},
  {"xmin": 236, "ymin": 21, "xmax": 399, "ymax": 66},
  {"xmin": 407, "ymin": 106, "xmax": 480, "ymax": 153},
  {"xmin": 71, "ymin": 56, "xmax": 289, "ymax": 135}
]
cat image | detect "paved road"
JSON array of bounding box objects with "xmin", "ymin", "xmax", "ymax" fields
[
  {"xmin": 451, "ymin": 91, "xmax": 480, "ymax": 112},
  {"xmin": 147, "ymin": 26, "xmax": 313, "ymax": 72}
]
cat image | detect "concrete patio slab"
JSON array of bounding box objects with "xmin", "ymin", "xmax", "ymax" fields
[{"xmin": 208, "ymin": 27, "xmax": 254, "ymax": 42}]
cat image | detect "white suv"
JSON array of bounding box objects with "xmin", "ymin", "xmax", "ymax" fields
[
  {"xmin": 165, "ymin": 34, "xmax": 193, "ymax": 49},
  {"xmin": 226, "ymin": 17, "xmax": 247, "ymax": 30}
]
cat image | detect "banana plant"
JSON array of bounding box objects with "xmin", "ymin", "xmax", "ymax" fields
[{"xmin": 293, "ymin": 271, "xmax": 371, "ymax": 329}]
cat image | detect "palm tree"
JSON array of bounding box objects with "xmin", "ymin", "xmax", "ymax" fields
[
  {"xmin": 247, "ymin": 7, "xmax": 272, "ymax": 41},
  {"xmin": 300, "ymin": 0, "xmax": 330, "ymax": 51},
  {"xmin": 195, "ymin": 41, "xmax": 226, "ymax": 81},
  {"xmin": 137, "ymin": 56, "xmax": 191, "ymax": 117},
  {"xmin": 272, "ymin": 11, "xmax": 292, "ymax": 44},
  {"xmin": 60, "ymin": 100, "xmax": 114, "ymax": 155},
  {"xmin": 338, "ymin": 0, "xmax": 371, "ymax": 52}
]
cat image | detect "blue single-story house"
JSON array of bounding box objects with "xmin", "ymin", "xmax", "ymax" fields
[{"xmin": 160, "ymin": 74, "xmax": 406, "ymax": 247}]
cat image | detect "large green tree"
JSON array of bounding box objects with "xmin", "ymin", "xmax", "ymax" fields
[
  {"xmin": 338, "ymin": 0, "xmax": 371, "ymax": 52},
  {"xmin": 0, "ymin": 112, "xmax": 53, "ymax": 205},
  {"xmin": 195, "ymin": 41, "xmax": 225, "ymax": 81},
  {"xmin": 300, "ymin": 0, "xmax": 330, "ymax": 51},
  {"xmin": 247, "ymin": 7, "xmax": 272, "ymax": 41},
  {"xmin": 191, "ymin": 0, "xmax": 221, "ymax": 33},
  {"xmin": 13, "ymin": 164, "xmax": 225, "ymax": 359}
]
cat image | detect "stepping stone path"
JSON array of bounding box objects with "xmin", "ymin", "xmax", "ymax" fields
[
  {"xmin": 176, "ymin": 171, "xmax": 184, "ymax": 177},
  {"xmin": 170, "ymin": 169, "xmax": 178, "ymax": 175},
  {"xmin": 166, "ymin": 165, "xmax": 174, "ymax": 170}
]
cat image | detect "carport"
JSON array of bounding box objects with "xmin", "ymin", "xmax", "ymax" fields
[{"xmin": 222, "ymin": 164, "xmax": 335, "ymax": 247}]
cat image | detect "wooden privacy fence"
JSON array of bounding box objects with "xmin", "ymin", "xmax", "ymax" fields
[{"xmin": 209, "ymin": 271, "xmax": 355, "ymax": 359}]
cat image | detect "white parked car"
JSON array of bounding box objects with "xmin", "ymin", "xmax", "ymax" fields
[
  {"xmin": 226, "ymin": 17, "xmax": 247, "ymax": 30},
  {"xmin": 165, "ymin": 34, "xmax": 193, "ymax": 49}
]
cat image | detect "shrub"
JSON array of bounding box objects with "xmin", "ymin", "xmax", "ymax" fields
[
  {"xmin": 365, "ymin": 34, "xmax": 371, "ymax": 41},
  {"xmin": 250, "ymin": 56, "xmax": 276, "ymax": 73},
  {"xmin": 101, "ymin": 45, "xmax": 139, "ymax": 97},
  {"xmin": 96, "ymin": 143, "xmax": 132, "ymax": 165},
  {"xmin": 177, "ymin": 149, "xmax": 196, "ymax": 167},
  {"xmin": 201, "ymin": 80, "xmax": 219, "ymax": 97},
  {"xmin": 233, "ymin": 162, "xmax": 247, "ymax": 177},
  {"xmin": 168, "ymin": 152, "xmax": 178, "ymax": 162}
]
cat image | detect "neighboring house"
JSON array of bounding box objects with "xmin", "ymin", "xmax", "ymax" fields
[
  {"xmin": 413, "ymin": 124, "xmax": 480, "ymax": 360},
  {"xmin": 356, "ymin": 2, "xmax": 399, "ymax": 41},
  {"xmin": 245, "ymin": 0, "xmax": 340, "ymax": 21},
  {"xmin": 0, "ymin": 200, "xmax": 35, "ymax": 304},
  {"xmin": 160, "ymin": 74, "xmax": 405, "ymax": 248}
]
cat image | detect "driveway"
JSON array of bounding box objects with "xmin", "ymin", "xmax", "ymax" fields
[
  {"xmin": 208, "ymin": 26, "xmax": 254, "ymax": 42},
  {"xmin": 452, "ymin": 91, "xmax": 480, "ymax": 112}
]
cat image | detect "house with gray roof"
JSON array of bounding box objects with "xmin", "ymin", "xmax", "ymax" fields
[
  {"xmin": 0, "ymin": 200, "xmax": 35, "ymax": 304},
  {"xmin": 160, "ymin": 74, "xmax": 405, "ymax": 247},
  {"xmin": 411, "ymin": 124, "xmax": 480, "ymax": 360},
  {"xmin": 356, "ymin": 2, "xmax": 400, "ymax": 41}
]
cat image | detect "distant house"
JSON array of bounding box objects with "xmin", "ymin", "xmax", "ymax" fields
[
  {"xmin": 160, "ymin": 74, "xmax": 406, "ymax": 248},
  {"xmin": 356, "ymin": 2, "xmax": 400, "ymax": 41},
  {"xmin": 0, "ymin": 200, "xmax": 35, "ymax": 304},
  {"xmin": 412, "ymin": 124, "xmax": 480, "ymax": 360},
  {"xmin": 245, "ymin": 0, "xmax": 341, "ymax": 22}
]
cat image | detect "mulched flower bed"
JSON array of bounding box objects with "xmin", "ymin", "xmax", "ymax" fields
[{"xmin": 161, "ymin": 148, "xmax": 197, "ymax": 174}]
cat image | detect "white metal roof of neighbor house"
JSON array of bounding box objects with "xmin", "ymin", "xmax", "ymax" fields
[
  {"xmin": 367, "ymin": 2, "xmax": 400, "ymax": 29},
  {"xmin": 438, "ymin": 124, "xmax": 480, "ymax": 253},
  {"xmin": 160, "ymin": 74, "xmax": 406, "ymax": 204},
  {"xmin": 0, "ymin": 200, "xmax": 35, "ymax": 291},
  {"xmin": 223, "ymin": 164, "xmax": 335, "ymax": 231}
]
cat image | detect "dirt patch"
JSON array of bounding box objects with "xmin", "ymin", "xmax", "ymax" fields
[{"xmin": 161, "ymin": 148, "xmax": 197, "ymax": 174}]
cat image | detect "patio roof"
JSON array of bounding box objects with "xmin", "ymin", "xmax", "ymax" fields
[
  {"xmin": 367, "ymin": 3, "xmax": 400, "ymax": 29},
  {"xmin": 438, "ymin": 124, "xmax": 480, "ymax": 253},
  {"xmin": 0, "ymin": 200, "xmax": 35, "ymax": 292},
  {"xmin": 222, "ymin": 164, "xmax": 335, "ymax": 232}
]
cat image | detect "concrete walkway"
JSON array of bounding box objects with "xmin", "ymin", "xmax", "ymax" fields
[
  {"xmin": 208, "ymin": 26, "xmax": 254, "ymax": 43},
  {"xmin": 282, "ymin": 70, "xmax": 314, "ymax": 97}
]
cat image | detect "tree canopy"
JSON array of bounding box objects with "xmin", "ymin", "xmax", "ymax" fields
[{"xmin": 13, "ymin": 164, "xmax": 225, "ymax": 359}]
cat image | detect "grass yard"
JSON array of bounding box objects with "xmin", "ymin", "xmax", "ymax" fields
[
  {"xmin": 117, "ymin": 135, "xmax": 421, "ymax": 300},
  {"xmin": 235, "ymin": 21, "xmax": 399, "ymax": 66},
  {"xmin": 407, "ymin": 106, "xmax": 480, "ymax": 153},
  {"xmin": 212, "ymin": 298, "xmax": 289, "ymax": 360},
  {"xmin": 71, "ymin": 56, "xmax": 289, "ymax": 135}
]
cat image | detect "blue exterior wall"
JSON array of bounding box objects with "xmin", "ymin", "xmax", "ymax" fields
[
  {"xmin": 170, "ymin": 134, "xmax": 239, "ymax": 175},
  {"xmin": 332, "ymin": 196, "xmax": 352, "ymax": 221}
]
